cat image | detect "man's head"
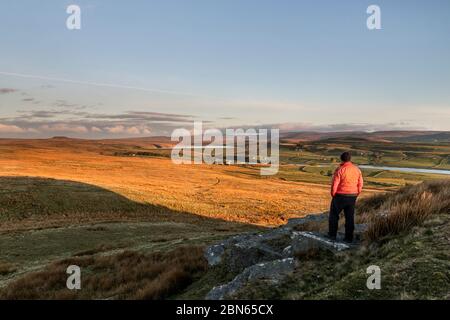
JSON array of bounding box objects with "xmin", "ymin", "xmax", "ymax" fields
[{"xmin": 340, "ymin": 152, "xmax": 352, "ymax": 163}]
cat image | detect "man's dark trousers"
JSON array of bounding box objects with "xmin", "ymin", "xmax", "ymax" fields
[{"xmin": 328, "ymin": 194, "xmax": 357, "ymax": 241}]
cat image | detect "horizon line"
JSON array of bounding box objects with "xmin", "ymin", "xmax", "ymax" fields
[{"xmin": 0, "ymin": 129, "xmax": 448, "ymax": 141}]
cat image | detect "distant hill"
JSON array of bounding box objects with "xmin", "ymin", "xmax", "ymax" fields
[
  {"xmin": 4, "ymin": 130, "xmax": 450, "ymax": 145},
  {"xmin": 391, "ymin": 132, "xmax": 450, "ymax": 143},
  {"xmin": 280, "ymin": 131, "xmax": 450, "ymax": 143},
  {"xmin": 312, "ymin": 136, "xmax": 385, "ymax": 144},
  {"xmin": 280, "ymin": 131, "xmax": 368, "ymax": 142}
]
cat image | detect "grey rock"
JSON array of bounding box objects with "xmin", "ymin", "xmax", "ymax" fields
[
  {"xmin": 255, "ymin": 226, "xmax": 292, "ymax": 241},
  {"xmin": 224, "ymin": 244, "xmax": 283, "ymax": 272},
  {"xmin": 291, "ymin": 231, "xmax": 350, "ymax": 254},
  {"xmin": 204, "ymin": 228, "xmax": 291, "ymax": 269},
  {"xmin": 206, "ymin": 258, "xmax": 296, "ymax": 300},
  {"xmin": 205, "ymin": 244, "xmax": 226, "ymax": 266},
  {"xmin": 282, "ymin": 245, "xmax": 293, "ymax": 257},
  {"xmin": 205, "ymin": 212, "xmax": 358, "ymax": 272},
  {"xmin": 286, "ymin": 212, "xmax": 328, "ymax": 228},
  {"xmin": 204, "ymin": 233, "xmax": 257, "ymax": 266}
]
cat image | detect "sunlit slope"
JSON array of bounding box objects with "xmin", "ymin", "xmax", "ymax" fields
[{"xmin": 0, "ymin": 139, "xmax": 331, "ymax": 226}]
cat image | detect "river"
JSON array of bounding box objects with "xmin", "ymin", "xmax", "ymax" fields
[
  {"xmin": 359, "ymin": 165, "xmax": 450, "ymax": 176},
  {"xmin": 293, "ymin": 163, "xmax": 450, "ymax": 175}
]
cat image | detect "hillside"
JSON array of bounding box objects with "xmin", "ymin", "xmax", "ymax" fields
[
  {"xmin": 280, "ymin": 130, "xmax": 449, "ymax": 143},
  {"xmin": 185, "ymin": 180, "xmax": 450, "ymax": 300},
  {"xmin": 393, "ymin": 132, "xmax": 450, "ymax": 143},
  {"xmin": 0, "ymin": 138, "xmax": 332, "ymax": 228},
  {"xmin": 0, "ymin": 138, "xmax": 448, "ymax": 300},
  {"xmin": 2, "ymin": 180, "xmax": 448, "ymax": 299}
]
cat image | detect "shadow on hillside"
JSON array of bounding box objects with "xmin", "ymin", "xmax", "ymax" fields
[{"xmin": 0, "ymin": 176, "xmax": 260, "ymax": 232}]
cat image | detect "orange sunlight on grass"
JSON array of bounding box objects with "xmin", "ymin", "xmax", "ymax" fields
[{"xmin": 0, "ymin": 139, "xmax": 338, "ymax": 226}]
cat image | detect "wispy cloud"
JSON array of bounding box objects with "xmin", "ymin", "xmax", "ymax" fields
[
  {"xmin": 0, "ymin": 71, "xmax": 206, "ymax": 98},
  {"xmin": 0, "ymin": 124, "xmax": 37, "ymax": 133},
  {"xmin": 0, "ymin": 108, "xmax": 204, "ymax": 137},
  {"xmin": 39, "ymin": 124, "xmax": 89, "ymax": 134},
  {"xmin": 0, "ymin": 88, "xmax": 18, "ymax": 94},
  {"xmin": 221, "ymin": 121, "xmax": 428, "ymax": 133}
]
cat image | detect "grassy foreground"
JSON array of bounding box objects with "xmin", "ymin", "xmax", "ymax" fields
[
  {"xmin": 1, "ymin": 180, "xmax": 449, "ymax": 299},
  {"xmin": 0, "ymin": 139, "xmax": 448, "ymax": 299},
  {"xmin": 227, "ymin": 180, "xmax": 450, "ymax": 299},
  {"xmin": 0, "ymin": 177, "xmax": 258, "ymax": 297}
]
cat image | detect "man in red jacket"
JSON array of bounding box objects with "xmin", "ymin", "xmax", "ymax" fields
[{"xmin": 328, "ymin": 152, "xmax": 363, "ymax": 243}]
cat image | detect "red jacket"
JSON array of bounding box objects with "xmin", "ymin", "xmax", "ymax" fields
[{"xmin": 331, "ymin": 162, "xmax": 363, "ymax": 197}]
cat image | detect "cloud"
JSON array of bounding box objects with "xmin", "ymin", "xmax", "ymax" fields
[
  {"xmin": 39, "ymin": 124, "xmax": 89, "ymax": 133},
  {"xmin": 104, "ymin": 125, "xmax": 149, "ymax": 135},
  {"xmin": 53, "ymin": 100, "xmax": 82, "ymax": 108},
  {"xmin": 0, "ymin": 107, "xmax": 203, "ymax": 137},
  {"xmin": 0, "ymin": 114, "xmax": 436, "ymax": 139},
  {"xmin": 214, "ymin": 99, "xmax": 305, "ymax": 112},
  {"xmin": 40, "ymin": 84, "xmax": 55, "ymax": 89},
  {"xmin": 91, "ymin": 126, "xmax": 103, "ymax": 133},
  {"xmin": 16, "ymin": 110, "xmax": 59, "ymax": 119},
  {"xmin": 12, "ymin": 109, "xmax": 197, "ymax": 123},
  {"xmin": 0, "ymin": 71, "xmax": 204, "ymax": 97},
  {"xmin": 126, "ymin": 126, "xmax": 141, "ymax": 135},
  {"xmin": 0, "ymin": 124, "xmax": 26, "ymax": 133},
  {"xmin": 105, "ymin": 125, "xmax": 127, "ymax": 134},
  {"xmin": 83, "ymin": 111, "xmax": 197, "ymax": 123},
  {"xmin": 0, "ymin": 124, "xmax": 37, "ymax": 133},
  {"xmin": 0, "ymin": 88, "xmax": 18, "ymax": 94},
  {"xmin": 250, "ymin": 121, "xmax": 428, "ymax": 132},
  {"xmin": 219, "ymin": 121, "xmax": 429, "ymax": 133}
]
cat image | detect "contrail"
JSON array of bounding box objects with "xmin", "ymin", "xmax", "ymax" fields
[{"xmin": 0, "ymin": 71, "xmax": 205, "ymax": 98}]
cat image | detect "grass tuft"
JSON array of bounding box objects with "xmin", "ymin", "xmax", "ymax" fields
[
  {"xmin": 0, "ymin": 262, "xmax": 17, "ymax": 276},
  {"xmin": 357, "ymin": 180, "xmax": 450, "ymax": 242}
]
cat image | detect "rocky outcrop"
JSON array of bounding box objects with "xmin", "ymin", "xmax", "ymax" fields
[
  {"xmin": 290, "ymin": 231, "xmax": 350, "ymax": 254},
  {"xmin": 205, "ymin": 227, "xmax": 292, "ymax": 272},
  {"xmin": 286, "ymin": 212, "xmax": 328, "ymax": 228},
  {"xmin": 206, "ymin": 258, "xmax": 296, "ymax": 300},
  {"xmin": 204, "ymin": 213, "xmax": 329, "ymax": 269},
  {"xmin": 204, "ymin": 212, "xmax": 368, "ymax": 299}
]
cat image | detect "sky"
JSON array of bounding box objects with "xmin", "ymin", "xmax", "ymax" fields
[{"xmin": 0, "ymin": 0, "xmax": 449, "ymax": 138}]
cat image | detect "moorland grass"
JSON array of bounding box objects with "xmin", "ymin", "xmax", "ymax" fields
[{"xmin": 0, "ymin": 246, "xmax": 207, "ymax": 300}]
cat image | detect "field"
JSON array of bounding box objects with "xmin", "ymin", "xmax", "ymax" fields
[
  {"xmin": 0, "ymin": 138, "xmax": 336, "ymax": 229},
  {"xmin": 277, "ymin": 137, "xmax": 450, "ymax": 188},
  {"xmin": 0, "ymin": 137, "xmax": 331, "ymax": 294},
  {"xmin": 0, "ymin": 136, "xmax": 449, "ymax": 299}
]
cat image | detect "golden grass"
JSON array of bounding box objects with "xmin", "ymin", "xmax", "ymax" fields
[
  {"xmin": 0, "ymin": 176, "xmax": 239, "ymax": 232},
  {"xmin": 357, "ymin": 180, "xmax": 450, "ymax": 241},
  {"xmin": 0, "ymin": 138, "xmax": 335, "ymax": 227}
]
